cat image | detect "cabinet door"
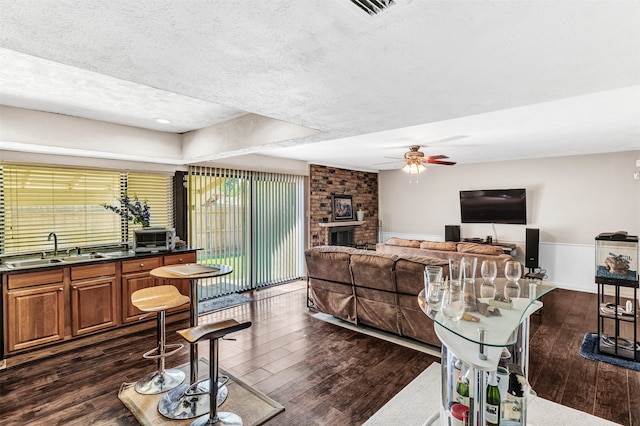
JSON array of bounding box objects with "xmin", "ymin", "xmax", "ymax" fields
[
  {"xmin": 122, "ymin": 271, "xmax": 156, "ymax": 323},
  {"xmin": 7, "ymin": 284, "xmax": 65, "ymax": 352},
  {"xmin": 71, "ymin": 276, "xmax": 118, "ymax": 336}
]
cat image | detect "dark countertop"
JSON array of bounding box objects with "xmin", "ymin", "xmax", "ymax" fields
[{"xmin": 0, "ymin": 247, "xmax": 199, "ymax": 273}]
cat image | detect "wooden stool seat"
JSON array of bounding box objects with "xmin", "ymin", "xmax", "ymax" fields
[
  {"xmin": 177, "ymin": 320, "xmax": 252, "ymax": 345},
  {"xmin": 132, "ymin": 285, "xmax": 190, "ymax": 312}
]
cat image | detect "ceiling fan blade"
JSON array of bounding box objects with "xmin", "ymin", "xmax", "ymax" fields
[
  {"xmin": 427, "ymin": 159, "xmax": 457, "ymax": 165},
  {"xmin": 425, "ymin": 154, "xmax": 449, "ymax": 160}
]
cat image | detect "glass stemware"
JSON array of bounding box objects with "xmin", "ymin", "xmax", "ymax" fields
[
  {"xmin": 480, "ymin": 259, "xmax": 498, "ymax": 298},
  {"xmin": 481, "ymin": 260, "xmax": 498, "ymax": 283},
  {"xmin": 504, "ymin": 260, "xmax": 522, "ymax": 283},
  {"xmin": 504, "ymin": 261, "xmax": 522, "ymax": 300}
]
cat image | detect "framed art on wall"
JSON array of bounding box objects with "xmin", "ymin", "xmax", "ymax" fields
[{"xmin": 332, "ymin": 195, "xmax": 353, "ymax": 221}]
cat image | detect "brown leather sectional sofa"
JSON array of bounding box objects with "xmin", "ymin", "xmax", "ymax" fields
[
  {"xmin": 305, "ymin": 245, "xmax": 449, "ymax": 348},
  {"xmin": 376, "ymin": 237, "xmax": 517, "ymax": 278}
]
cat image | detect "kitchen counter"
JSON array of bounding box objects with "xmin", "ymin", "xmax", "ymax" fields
[{"xmin": 0, "ymin": 246, "xmax": 199, "ymax": 273}]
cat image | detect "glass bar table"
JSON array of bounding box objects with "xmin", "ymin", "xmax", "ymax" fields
[{"xmin": 418, "ymin": 278, "xmax": 556, "ymax": 426}]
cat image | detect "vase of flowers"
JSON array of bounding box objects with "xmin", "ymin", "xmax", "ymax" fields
[{"xmin": 102, "ymin": 194, "xmax": 151, "ymax": 228}]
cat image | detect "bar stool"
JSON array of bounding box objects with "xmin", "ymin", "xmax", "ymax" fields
[
  {"xmin": 131, "ymin": 285, "xmax": 190, "ymax": 394},
  {"xmin": 175, "ymin": 319, "xmax": 252, "ymax": 426}
]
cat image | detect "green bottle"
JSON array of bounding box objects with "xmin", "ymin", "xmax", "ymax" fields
[
  {"xmin": 456, "ymin": 364, "xmax": 470, "ymax": 406},
  {"xmin": 486, "ymin": 370, "xmax": 501, "ymax": 426}
]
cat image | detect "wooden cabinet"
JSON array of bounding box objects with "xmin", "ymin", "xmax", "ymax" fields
[
  {"xmin": 121, "ymin": 256, "xmax": 163, "ymax": 323},
  {"xmin": 5, "ymin": 269, "xmax": 65, "ymax": 352},
  {"xmin": 70, "ymin": 263, "xmax": 118, "ymax": 336},
  {"xmin": 2, "ymin": 250, "xmax": 197, "ymax": 358}
]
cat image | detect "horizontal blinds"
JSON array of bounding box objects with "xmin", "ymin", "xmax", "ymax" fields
[
  {"xmin": 1, "ymin": 164, "xmax": 174, "ymax": 255},
  {"xmin": 3, "ymin": 165, "xmax": 121, "ymax": 253},
  {"xmin": 126, "ymin": 172, "xmax": 175, "ymax": 240}
]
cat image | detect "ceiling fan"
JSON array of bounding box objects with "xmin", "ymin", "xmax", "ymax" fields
[
  {"xmin": 399, "ymin": 146, "xmax": 456, "ymax": 182},
  {"xmin": 402, "ymin": 145, "xmax": 457, "ymax": 168}
]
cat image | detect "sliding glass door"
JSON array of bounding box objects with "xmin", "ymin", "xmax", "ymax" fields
[{"xmin": 188, "ymin": 166, "xmax": 305, "ymax": 298}]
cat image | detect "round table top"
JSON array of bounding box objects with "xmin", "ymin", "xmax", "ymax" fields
[{"xmin": 150, "ymin": 263, "xmax": 233, "ymax": 280}]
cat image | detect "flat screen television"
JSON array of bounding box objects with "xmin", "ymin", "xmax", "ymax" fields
[{"xmin": 459, "ymin": 189, "xmax": 527, "ymax": 224}]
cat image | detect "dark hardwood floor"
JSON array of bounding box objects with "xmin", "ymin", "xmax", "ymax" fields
[{"xmin": 1, "ymin": 281, "xmax": 639, "ymax": 425}]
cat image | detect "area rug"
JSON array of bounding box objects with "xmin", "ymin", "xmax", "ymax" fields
[
  {"xmin": 311, "ymin": 312, "xmax": 441, "ymax": 358},
  {"xmin": 118, "ymin": 358, "xmax": 284, "ymax": 426},
  {"xmin": 579, "ymin": 332, "xmax": 640, "ymax": 371},
  {"xmin": 363, "ymin": 363, "xmax": 618, "ymax": 426},
  {"xmin": 198, "ymin": 293, "xmax": 253, "ymax": 315}
]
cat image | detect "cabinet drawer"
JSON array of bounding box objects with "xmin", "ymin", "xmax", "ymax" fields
[
  {"xmin": 121, "ymin": 256, "xmax": 162, "ymax": 274},
  {"xmin": 8, "ymin": 269, "xmax": 65, "ymax": 290},
  {"xmin": 164, "ymin": 252, "xmax": 197, "ymax": 266},
  {"xmin": 71, "ymin": 262, "xmax": 116, "ymax": 281}
]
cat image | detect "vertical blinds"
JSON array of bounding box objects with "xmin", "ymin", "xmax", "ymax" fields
[
  {"xmin": 1, "ymin": 164, "xmax": 173, "ymax": 255},
  {"xmin": 188, "ymin": 166, "xmax": 304, "ymax": 298}
]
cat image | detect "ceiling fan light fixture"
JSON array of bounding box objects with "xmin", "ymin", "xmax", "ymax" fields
[{"xmin": 402, "ymin": 160, "xmax": 425, "ymax": 174}]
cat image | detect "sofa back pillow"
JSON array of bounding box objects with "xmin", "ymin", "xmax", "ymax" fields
[
  {"xmin": 386, "ymin": 237, "xmax": 420, "ymax": 248},
  {"xmin": 456, "ymin": 243, "xmax": 504, "ymax": 256},
  {"xmin": 419, "ymin": 241, "xmax": 457, "ymax": 252}
]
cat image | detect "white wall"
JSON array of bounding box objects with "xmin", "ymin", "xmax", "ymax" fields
[{"xmin": 379, "ymin": 151, "xmax": 640, "ymax": 293}]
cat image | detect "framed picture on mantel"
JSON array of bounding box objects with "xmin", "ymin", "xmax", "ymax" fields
[{"xmin": 332, "ymin": 195, "xmax": 353, "ymax": 221}]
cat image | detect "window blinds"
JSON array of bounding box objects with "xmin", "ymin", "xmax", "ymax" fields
[
  {"xmin": 188, "ymin": 166, "xmax": 304, "ymax": 297},
  {"xmin": 1, "ymin": 164, "xmax": 173, "ymax": 255}
]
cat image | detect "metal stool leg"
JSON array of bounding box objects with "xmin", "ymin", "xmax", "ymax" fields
[
  {"xmin": 190, "ymin": 337, "xmax": 242, "ymax": 426},
  {"xmin": 135, "ymin": 309, "xmax": 185, "ymax": 394}
]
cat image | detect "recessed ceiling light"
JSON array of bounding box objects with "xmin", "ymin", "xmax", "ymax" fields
[{"xmin": 154, "ymin": 118, "xmax": 171, "ymax": 124}]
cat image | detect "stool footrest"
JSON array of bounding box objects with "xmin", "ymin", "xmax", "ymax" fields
[
  {"xmin": 142, "ymin": 343, "xmax": 184, "ymax": 360},
  {"xmin": 183, "ymin": 376, "xmax": 229, "ymax": 397}
]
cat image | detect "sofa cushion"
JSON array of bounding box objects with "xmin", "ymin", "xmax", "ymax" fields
[
  {"xmin": 305, "ymin": 247, "xmax": 353, "ymax": 284},
  {"xmin": 419, "ymin": 241, "xmax": 457, "ymax": 251},
  {"xmin": 395, "ymin": 255, "xmax": 449, "ymax": 295},
  {"xmin": 350, "ymin": 252, "xmax": 398, "ymax": 291},
  {"xmin": 456, "ymin": 243, "xmax": 504, "ymax": 256},
  {"xmin": 385, "ymin": 237, "xmax": 420, "ymax": 248}
]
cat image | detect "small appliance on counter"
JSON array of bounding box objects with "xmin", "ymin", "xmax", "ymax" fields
[{"xmin": 134, "ymin": 227, "xmax": 176, "ymax": 252}]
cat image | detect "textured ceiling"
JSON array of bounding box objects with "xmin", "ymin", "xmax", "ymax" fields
[{"xmin": 0, "ymin": 0, "xmax": 639, "ymax": 170}]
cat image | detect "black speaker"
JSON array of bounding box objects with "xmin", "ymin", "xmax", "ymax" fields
[
  {"xmin": 525, "ymin": 228, "xmax": 540, "ymax": 269},
  {"xmin": 445, "ymin": 225, "xmax": 461, "ymax": 242}
]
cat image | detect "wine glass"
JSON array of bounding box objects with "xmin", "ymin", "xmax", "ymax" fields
[
  {"xmin": 505, "ymin": 261, "xmax": 522, "ymax": 283},
  {"xmin": 480, "ymin": 260, "xmax": 498, "ymax": 298},
  {"xmin": 504, "ymin": 261, "xmax": 522, "ymax": 300},
  {"xmin": 442, "ymin": 282, "xmax": 465, "ymax": 321},
  {"xmin": 481, "ymin": 260, "xmax": 498, "ymax": 283}
]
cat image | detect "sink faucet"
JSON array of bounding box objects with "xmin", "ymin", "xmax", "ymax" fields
[{"xmin": 47, "ymin": 232, "xmax": 58, "ymax": 256}]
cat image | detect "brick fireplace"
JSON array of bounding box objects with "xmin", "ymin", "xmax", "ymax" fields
[{"xmin": 309, "ymin": 164, "xmax": 378, "ymax": 247}]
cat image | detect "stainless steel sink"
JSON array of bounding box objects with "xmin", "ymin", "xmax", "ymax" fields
[
  {"xmin": 61, "ymin": 253, "xmax": 109, "ymax": 262},
  {"xmin": 7, "ymin": 258, "xmax": 65, "ymax": 268}
]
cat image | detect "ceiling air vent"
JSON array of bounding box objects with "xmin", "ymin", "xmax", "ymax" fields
[{"xmin": 349, "ymin": 0, "xmax": 396, "ymax": 16}]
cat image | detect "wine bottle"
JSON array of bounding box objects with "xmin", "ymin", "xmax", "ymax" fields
[
  {"xmin": 455, "ymin": 364, "xmax": 470, "ymax": 406},
  {"xmin": 486, "ymin": 370, "xmax": 501, "ymax": 426}
]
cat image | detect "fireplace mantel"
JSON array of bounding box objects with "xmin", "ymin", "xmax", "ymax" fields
[{"xmin": 318, "ymin": 221, "xmax": 364, "ymax": 227}]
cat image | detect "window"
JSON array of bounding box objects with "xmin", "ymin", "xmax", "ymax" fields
[{"xmin": 0, "ymin": 164, "xmax": 173, "ymax": 255}]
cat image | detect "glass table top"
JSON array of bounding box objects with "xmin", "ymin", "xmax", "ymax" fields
[{"xmin": 418, "ymin": 278, "xmax": 556, "ymax": 348}]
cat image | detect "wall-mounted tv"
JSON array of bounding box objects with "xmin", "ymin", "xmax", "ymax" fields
[{"xmin": 460, "ymin": 189, "xmax": 527, "ymax": 225}]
